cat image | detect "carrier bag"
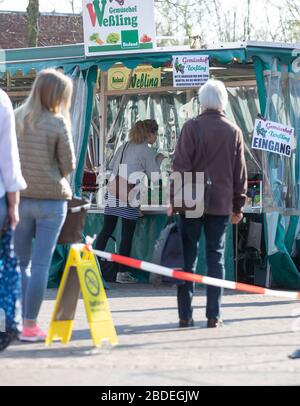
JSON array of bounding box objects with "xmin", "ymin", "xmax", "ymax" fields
[
  {"xmin": 151, "ymin": 219, "xmax": 185, "ymax": 286},
  {"xmin": 0, "ymin": 226, "xmax": 22, "ymax": 351},
  {"xmin": 57, "ymin": 197, "xmax": 91, "ymax": 245}
]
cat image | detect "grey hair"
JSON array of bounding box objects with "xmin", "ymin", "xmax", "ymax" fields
[{"xmin": 198, "ymin": 79, "xmax": 228, "ymax": 111}]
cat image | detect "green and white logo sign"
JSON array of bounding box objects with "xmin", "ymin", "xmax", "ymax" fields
[{"xmin": 83, "ymin": 0, "xmax": 156, "ymax": 56}]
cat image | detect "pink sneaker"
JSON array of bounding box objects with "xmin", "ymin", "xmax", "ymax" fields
[{"xmin": 20, "ymin": 325, "xmax": 47, "ymax": 342}]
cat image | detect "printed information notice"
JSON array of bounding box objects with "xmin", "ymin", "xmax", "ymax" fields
[{"xmin": 172, "ymin": 55, "xmax": 209, "ymax": 88}]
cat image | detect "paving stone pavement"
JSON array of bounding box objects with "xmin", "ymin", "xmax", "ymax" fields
[{"xmin": 0, "ymin": 284, "xmax": 300, "ymax": 386}]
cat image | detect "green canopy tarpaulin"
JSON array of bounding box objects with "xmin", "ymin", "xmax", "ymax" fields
[
  {"xmin": 249, "ymin": 46, "xmax": 300, "ymax": 289},
  {"xmin": 5, "ymin": 42, "xmax": 300, "ymax": 289},
  {"xmin": 2, "ymin": 44, "xmax": 246, "ymax": 76}
]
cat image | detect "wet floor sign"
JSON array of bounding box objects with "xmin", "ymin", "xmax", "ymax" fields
[{"xmin": 46, "ymin": 244, "xmax": 118, "ymax": 347}]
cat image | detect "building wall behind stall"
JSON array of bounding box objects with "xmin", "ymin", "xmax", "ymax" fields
[{"xmin": 0, "ymin": 11, "xmax": 83, "ymax": 49}]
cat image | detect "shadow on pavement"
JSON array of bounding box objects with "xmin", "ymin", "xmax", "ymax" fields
[{"xmin": 0, "ymin": 328, "xmax": 295, "ymax": 359}]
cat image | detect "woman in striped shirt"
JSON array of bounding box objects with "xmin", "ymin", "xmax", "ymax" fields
[{"xmin": 96, "ymin": 119, "xmax": 163, "ymax": 283}]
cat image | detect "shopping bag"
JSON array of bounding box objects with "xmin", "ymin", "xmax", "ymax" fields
[
  {"xmin": 151, "ymin": 220, "xmax": 185, "ymax": 286},
  {"xmin": 0, "ymin": 226, "xmax": 22, "ymax": 351},
  {"xmin": 57, "ymin": 197, "xmax": 91, "ymax": 245}
]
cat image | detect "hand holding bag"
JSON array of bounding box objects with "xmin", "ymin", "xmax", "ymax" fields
[
  {"xmin": 0, "ymin": 226, "xmax": 22, "ymax": 351},
  {"xmin": 150, "ymin": 218, "xmax": 185, "ymax": 286}
]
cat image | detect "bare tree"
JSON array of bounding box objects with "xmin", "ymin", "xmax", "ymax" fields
[
  {"xmin": 157, "ymin": 0, "xmax": 300, "ymax": 44},
  {"xmin": 27, "ymin": 0, "xmax": 39, "ymax": 47},
  {"xmin": 155, "ymin": 0, "xmax": 243, "ymax": 44},
  {"xmin": 252, "ymin": 0, "xmax": 300, "ymax": 42},
  {"xmin": 67, "ymin": 0, "xmax": 75, "ymax": 14}
]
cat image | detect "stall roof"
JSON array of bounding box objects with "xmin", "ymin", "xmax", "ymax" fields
[
  {"xmin": 1, "ymin": 41, "xmax": 298, "ymax": 77},
  {"xmin": 1, "ymin": 42, "xmax": 247, "ymax": 77}
]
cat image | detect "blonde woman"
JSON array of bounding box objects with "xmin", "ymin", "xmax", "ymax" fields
[
  {"xmin": 14, "ymin": 69, "xmax": 76, "ymax": 342},
  {"xmin": 96, "ymin": 119, "xmax": 163, "ymax": 283}
]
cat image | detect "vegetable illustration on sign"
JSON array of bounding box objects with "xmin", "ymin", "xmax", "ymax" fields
[
  {"xmin": 140, "ymin": 34, "xmax": 152, "ymax": 43},
  {"xmin": 256, "ymin": 121, "xmax": 268, "ymax": 138},
  {"xmin": 174, "ymin": 57, "xmax": 185, "ymax": 74},
  {"xmin": 89, "ymin": 33, "xmax": 104, "ymax": 44},
  {"xmin": 107, "ymin": 32, "xmax": 120, "ymax": 43}
]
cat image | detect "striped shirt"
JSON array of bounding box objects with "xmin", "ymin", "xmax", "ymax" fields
[
  {"xmin": 104, "ymin": 192, "xmax": 139, "ymax": 220},
  {"xmin": 105, "ymin": 142, "xmax": 161, "ymax": 220}
]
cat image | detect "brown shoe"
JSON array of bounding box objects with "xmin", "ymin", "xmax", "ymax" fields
[
  {"xmin": 179, "ymin": 319, "xmax": 194, "ymax": 328},
  {"xmin": 207, "ymin": 318, "xmax": 223, "ymax": 328}
]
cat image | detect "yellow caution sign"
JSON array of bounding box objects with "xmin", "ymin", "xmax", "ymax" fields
[{"xmin": 46, "ymin": 245, "xmax": 118, "ymax": 347}]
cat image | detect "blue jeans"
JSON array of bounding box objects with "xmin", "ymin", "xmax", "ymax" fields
[
  {"xmin": 177, "ymin": 215, "xmax": 229, "ymax": 321},
  {"xmin": 0, "ymin": 196, "xmax": 7, "ymax": 230},
  {"xmin": 14, "ymin": 198, "xmax": 67, "ymax": 321}
]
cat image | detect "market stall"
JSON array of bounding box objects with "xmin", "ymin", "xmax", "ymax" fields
[{"xmin": 1, "ymin": 40, "xmax": 299, "ymax": 289}]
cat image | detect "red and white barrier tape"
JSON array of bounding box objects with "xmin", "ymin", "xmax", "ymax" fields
[{"xmin": 89, "ymin": 247, "xmax": 300, "ymax": 300}]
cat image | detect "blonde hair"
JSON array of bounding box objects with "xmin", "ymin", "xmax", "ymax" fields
[
  {"xmin": 15, "ymin": 68, "xmax": 73, "ymax": 135},
  {"xmin": 129, "ymin": 119, "xmax": 158, "ymax": 144}
]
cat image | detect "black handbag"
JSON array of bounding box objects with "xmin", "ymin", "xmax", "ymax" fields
[
  {"xmin": 0, "ymin": 226, "xmax": 22, "ymax": 351},
  {"xmin": 151, "ymin": 219, "xmax": 185, "ymax": 286}
]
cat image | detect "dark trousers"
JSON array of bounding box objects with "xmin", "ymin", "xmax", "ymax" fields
[
  {"xmin": 177, "ymin": 215, "xmax": 229, "ymax": 321},
  {"xmin": 95, "ymin": 215, "xmax": 137, "ymax": 273}
]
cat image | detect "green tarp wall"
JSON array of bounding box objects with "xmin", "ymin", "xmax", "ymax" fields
[
  {"xmin": 42, "ymin": 47, "xmax": 244, "ymax": 287},
  {"xmin": 48, "ymin": 213, "xmax": 234, "ymax": 288},
  {"xmin": 5, "ymin": 43, "xmax": 300, "ymax": 289},
  {"xmin": 249, "ymin": 46, "xmax": 300, "ymax": 289}
]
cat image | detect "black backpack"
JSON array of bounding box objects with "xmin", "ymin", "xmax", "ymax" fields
[{"xmin": 151, "ymin": 220, "xmax": 185, "ymax": 286}]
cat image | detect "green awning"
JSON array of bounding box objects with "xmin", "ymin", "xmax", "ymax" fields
[
  {"xmin": 247, "ymin": 45, "xmax": 299, "ymax": 70},
  {"xmin": 2, "ymin": 44, "xmax": 247, "ymax": 76}
]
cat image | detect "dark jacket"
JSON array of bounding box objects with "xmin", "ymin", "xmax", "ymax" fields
[{"xmin": 173, "ymin": 110, "xmax": 247, "ymax": 215}]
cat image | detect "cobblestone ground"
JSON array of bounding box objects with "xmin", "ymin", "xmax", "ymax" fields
[{"xmin": 0, "ymin": 284, "xmax": 300, "ymax": 386}]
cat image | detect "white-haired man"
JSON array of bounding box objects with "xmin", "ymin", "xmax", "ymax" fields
[{"xmin": 171, "ymin": 79, "xmax": 248, "ymax": 328}]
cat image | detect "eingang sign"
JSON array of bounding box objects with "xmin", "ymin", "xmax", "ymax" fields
[
  {"xmin": 251, "ymin": 119, "xmax": 295, "ymax": 158},
  {"xmin": 82, "ymin": 0, "xmax": 156, "ymax": 57}
]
